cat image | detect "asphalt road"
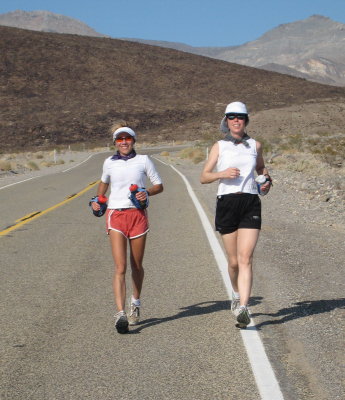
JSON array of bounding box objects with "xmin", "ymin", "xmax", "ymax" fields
[
  {"xmin": 1, "ymin": 150, "xmax": 344, "ymax": 400},
  {"xmin": 1, "ymin": 152, "xmax": 260, "ymax": 400}
]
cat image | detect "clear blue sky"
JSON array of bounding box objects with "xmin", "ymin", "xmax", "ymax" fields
[{"xmin": 0, "ymin": 0, "xmax": 344, "ymax": 46}]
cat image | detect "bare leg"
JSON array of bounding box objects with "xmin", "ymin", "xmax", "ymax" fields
[
  {"xmin": 129, "ymin": 234, "xmax": 147, "ymax": 300},
  {"xmin": 222, "ymin": 228, "xmax": 260, "ymax": 306},
  {"xmin": 236, "ymin": 229, "xmax": 260, "ymax": 305},
  {"xmin": 221, "ymin": 231, "xmax": 239, "ymax": 293},
  {"xmin": 109, "ymin": 230, "xmax": 127, "ymax": 311}
]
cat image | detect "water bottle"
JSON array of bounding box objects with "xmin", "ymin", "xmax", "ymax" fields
[
  {"xmin": 129, "ymin": 184, "xmax": 147, "ymax": 208},
  {"xmin": 255, "ymin": 175, "xmax": 269, "ymax": 196},
  {"xmin": 89, "ymin": 195, "xmax": 108, "ymax": 217}
]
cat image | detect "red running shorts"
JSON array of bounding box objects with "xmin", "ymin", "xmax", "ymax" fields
[{"xmin": 106, "ymin": 208, "xmax": 149, "ymax": 239}]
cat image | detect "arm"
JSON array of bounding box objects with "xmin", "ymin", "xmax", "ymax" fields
[
  {"xmin": 136, "ymin": 183, "xmax": 163, "ymax": 202},
  {"xmin": 255, "ymin": 142, "xmax": 269, "ymax": 176},
  {"xmin": 92, "ymin": 159, "xmax": 111, "ymax": 210},
  {"xmin": 91, "ymin": 181, "xmax": 109, "ymax": 211},
  {"xmin": 136, "ymin": 157, "xmax": 164, "ymax": 201},
  {"xmin": 147, "ymin": 184, "xmax": 163, "ymax": 196},
  {"xmin": 255, "ymin": 141, "xmax": 271, "ymax": 192},
  {"xmin": 200, "ymin": 142, "xmax": 240, "ymax": 184},
  {"xmin": 97, "ymin": 181, "xmax": 109, "ymax": 197}
]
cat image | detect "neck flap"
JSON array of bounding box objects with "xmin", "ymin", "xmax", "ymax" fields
[
  {"xmin": 224, "ymin": 133, "xmax": 250, "ymax": 147},
  {"xmin": 111, "ymin": 150, "xmax": 137, "ymax": 161}
]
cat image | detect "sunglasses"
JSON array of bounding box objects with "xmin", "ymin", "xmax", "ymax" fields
[
  {"xmin": 115, "ymin": 136, "xmax": 133, "ymax": 143},
  {"xmin": 226, "ymin": 113, "xmax": 247, "ymax": 120}
]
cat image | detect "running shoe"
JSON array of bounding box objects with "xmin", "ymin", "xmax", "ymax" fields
[
  {"xmin": 231, "ymin": 292, "xmax": 240, "ymax": 314},
  {"xmin": 128, "ymin": 303, "xmax": 140, "ymax": 326},
  {"xmin": 236, "ymin": 306, "xmax": 251, "ymax": 329},
  {"xmin": 114, "ymin": 311, "xmax": 129, "ymax": 334}
]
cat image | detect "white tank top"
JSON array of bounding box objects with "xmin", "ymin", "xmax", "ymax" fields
[{"xmin": 216, "ymin": 139, "xmax": 258, "ymax": 195}]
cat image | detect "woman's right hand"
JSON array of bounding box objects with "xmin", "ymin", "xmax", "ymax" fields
[
  {"xmin": 91, "ymin": 202, "xmax": 101, "ymax": 211},
  {"xmin": 220, "ymin": 167, "xmax": 240, "ymax": 179}
]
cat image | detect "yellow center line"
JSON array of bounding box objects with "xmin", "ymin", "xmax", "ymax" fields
[{"xmin": 0, "ymin": 181, "xmax": 99, "ymax": 237}]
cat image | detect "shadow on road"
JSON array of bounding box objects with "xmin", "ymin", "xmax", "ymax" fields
[
  {"xmin": 129, "ymin": 299, "xmax": 231, "ymax": 333},
  {"xmin": 252, "ymin": 298, "xmax": 345, "ymax": 330},
  {"xmin": 128, "ymin": 297, "xmax": 344, "ymax": 333}
]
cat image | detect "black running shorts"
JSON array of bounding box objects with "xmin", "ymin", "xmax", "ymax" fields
[{"xmin": 215, "ymin": 193, "xmax": 261, "ymax": 234}]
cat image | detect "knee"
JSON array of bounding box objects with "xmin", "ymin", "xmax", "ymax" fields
[
  {"xmin": 228, "ymin": 257, "xmax": 238, "ymax": 271},
  {"xmin": 114, "ymin": 264, "xmax": 126, "ymax": 276},
  {"xmin": 238, "ymin": 254, "xmax": 253, "ymax": 267},
  {"xmin": 131, "ymin": 262, "xmax": 144, "ymax": 273}
]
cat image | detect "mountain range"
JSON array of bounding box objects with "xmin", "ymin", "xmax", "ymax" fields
[
  {"xmin": 126, "ymin": 15, "xmax": 345, "ymax": 87},
  {"xmin": 0, "ymin": 9, "xmax": 107, "ymax": 37},
  {"xmin": 1, "ymin": 11, "xmax": 345, "ymax": 86}
]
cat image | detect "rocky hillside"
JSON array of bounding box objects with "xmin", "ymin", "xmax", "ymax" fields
[{"xmin": 1, "ymin": 25, "xmax": 345, "ymax": 152}]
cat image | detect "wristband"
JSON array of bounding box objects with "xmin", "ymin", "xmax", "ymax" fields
[{"xmin": 264, "ymin": 174, "xmax": 272, "ymax": 185}]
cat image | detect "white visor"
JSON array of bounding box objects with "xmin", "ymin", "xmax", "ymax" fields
[{"xmin": 113, "ymin": 127, "xmax": 136, "ymax": 141}]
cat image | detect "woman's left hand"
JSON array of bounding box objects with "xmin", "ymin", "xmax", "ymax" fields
[
  {"xmin": 136, "ymin": 191, "xmax": 147, "ymax": 201},
  {"xmin": 260, "ymin": 182, "xmax": 271, "ymax": 194}
]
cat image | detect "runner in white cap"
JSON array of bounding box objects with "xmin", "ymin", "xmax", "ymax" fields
[
  {"xmin": 91, "ymin": 122, "xmax": 163, "ymax": 333},
  {"xmin": 200, "ymin": 102, "xmax": 271, "ymax": 328}
]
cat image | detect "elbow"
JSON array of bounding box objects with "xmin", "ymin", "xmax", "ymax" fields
[
  {"xmin": 200, "ymin": 175, "xmax": 206, "ymax": 184},
  {"xmin": 156, "ymin": 184, "xmax": 164, "ymax": 194},
  {"xmin": 200, "ymin": 175, "xmax": 211, "ymax": 184}
]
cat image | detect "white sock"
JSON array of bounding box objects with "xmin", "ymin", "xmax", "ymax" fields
[
  {"xmin": 131, "ymin": 297, "xmax": 141, "ymax": 307},
  {"xmin": 233, "ymin": 292, "xmax": 240, "ymax": 299}
]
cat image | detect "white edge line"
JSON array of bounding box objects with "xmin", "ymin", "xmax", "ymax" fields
[
  {"xmin": 62, "ymin": 153, "xmax": 101, "ymax": 172},
  {"xmin": 0, "ymin": 176, "xmax": 37, "ymax": 190},
  {"xmin": 154, "ymin": 157, "xmax": 284, "ymax": 400},
  {"xmin": 0, "ymin": 153, "xmax": 106, "ymax": 190}
]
